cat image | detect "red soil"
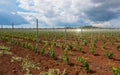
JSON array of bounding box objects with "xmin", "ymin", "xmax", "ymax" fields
[{"xmin": 0, "ymin": 39, "xmax": 120, "ymax": 75}]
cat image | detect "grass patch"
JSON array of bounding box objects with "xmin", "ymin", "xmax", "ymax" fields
[
  {"xmin": 0, "ymin": 45, "xmax": 12, "ymax": 56},
  {"xmin": 40, "ymin": 69, "xmax": 66, "ymax": 75},
  {"xmin": 22, "ymin": 57, "xmax": 40, "ymax": 74},
  {"xmin": 11, "ymin": 56, "xmax": 22, "ymax": 62},
  {"xmin": 11, "ymin": 56, "xmax": 40, "ymax": 75}
]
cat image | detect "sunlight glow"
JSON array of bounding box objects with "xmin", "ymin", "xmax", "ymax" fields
[{"xmin": 75, "ymin": 29, "xmax": 82, "ymax": 32}]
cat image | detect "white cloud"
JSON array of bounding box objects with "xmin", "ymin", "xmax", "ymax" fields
[
  {"xmin": 17, "ymin": 0, "xmax": 120, "ymax": 28},
  {"xmin": 92, "ymin": 18, "xmax": 120, "ymax": 28},
  {"xmin": 92, "ymin": 22, "xmax": 111, "ymax": 28},
  {"xmin": 0, "ymin": 0, "xmax": 120, "ymax": 28},
  {"xmin": 17, "ymin": 0, "xmax": 94, "ymax": 27}
]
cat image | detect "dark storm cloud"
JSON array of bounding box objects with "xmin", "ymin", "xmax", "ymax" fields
[{"xmin": 85, "ymin": 0, "xmax": 120, "ymax": 22}]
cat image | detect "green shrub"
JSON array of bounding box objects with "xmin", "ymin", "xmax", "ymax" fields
[
  {"xmin": 83, "ymin": 40, "xmax": 88, "ymax": 46},
  {"xmin": 116, "ymin": 44, "xmax": 120, "ymax": 50},
  {"xmin": 63, "ymin": 56, "xmax": 69, "ymax": 64},
  {"xmin": 32, "ymin": 46, "xmax": 37, "ymax": 52},
  {"xmin": 68, "ymin": 44, "xmax": 73, "ymax": 50},
  {"xmin": 76, "ymin": 57, "xmax": 89, "ymax": 72},
  {"xmin": 14, "ymin": 41, "xmax": 20, "ymax": 45},
  {"xmin": 112, "ymin": 67, "xmax": 120, "ymax": 75},
  {"xmin": 48, "ymin": 47, "xmax": 55, "ymax": 58},
  {"xmin": 92, "ymin": 42, "xmax": 96, "ymax": 47},
  {"xmin": 51, "ymin": 42, "xmax": 56, "ymax": 47},
  {"xmin": 102, "ymin": 43, "xmax": 107, "ymax": 50},
  {"xmin": 63, "ymin": 48, "xmax": 69, "ymax": 64},
  {"xmin": 59, "ymin": 43, "xmax": 65, "ymax": 49},
  {"xmin": 105, "ymin": 51, "xmax": 114, "ymax": 59},
  {"xmin": 75, "ymin": 43, "xmax": 82, "ymax": 52},
  {"xmin": 90, "ymin": 46, "xmax": 95, "ymax": 55},
  {"xmin": 78, "ymin": 45, "xmax": 82, "ymax": 51},
  {"xmin": 40, "ymin": 43, "xmax": 48, "ymax": 55}
]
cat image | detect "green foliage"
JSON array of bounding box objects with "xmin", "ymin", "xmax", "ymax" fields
[
  {"xmin": 59, "ymin": 43, "xmax": 65, "ymax": 49},
  {"xmin": 92, "ymin": 41, "xmax": 97, "ymax": 47},
  {"xmin": 112, "ymin": 67, "xmax": 120, "ymax": 75},
  {"xmin": 0, "ymin": 45, "xmax": 10, "ymax": 50},
  {"xmin": 14, "ymin": 41, "xmax": 20, "ymax": 45},
  {"xmin": 78, "ymin": 45, "xmax": 82, "ymax": 51},
  {"xmin": 102, "ymin": 43, "xmax": 107, "ymax": 50},
  {"xmin": 116, "ymin": 44, "xmax": 120, "ymax": 50},
  {"xmin": 63, "ymin": 56, "xmax": 69, "ymax": 64},
  {"xmin": 83, "ymin": 40, "xmax": 88, "ymax": 46},
  {"xmin": 67, "ymin": 44, "xmax": 73, "ymax": 50},
  {"xmin": 22, "ymin": 42, "xmax": 32, "ymax": 49},
  {"xmin": 50, "ymin": 42, "xmax": 56, "ymax": 47},
  {"xmin": 90, "ymin": 46, "xmax": 95, "ymax": 55},
  {"xmin": 76, "ymin": 57, "xmax": 86, "ymax": 63},
  {"xmin": 63, "ymin": 48, "xmax": 69, "ymax": 64},
  {"xmin": 40, "ymin": 43, "xmax": 48, "ymax": 55},
  {"xmin": 48, "ymin": 47, "xmax": 55, "ymax": 58},
  {"xmin": 75, "ymin": 43, "xmax": 82, "ymax": 52},
  {"xmin": 64, "ymin": 48, "xmax": 68, "ymax": 56},
  {"xmin": 2, "ymin": 37, "xmax": 10, "ymax": 42},
  {"xmin": 105, "ymin": 51, "xmax": 114, "ymax": 59},
  {"xmin": 83, "ymin": 61, "xmax": 89, "ymax": 72},
  {"xmin": 40, "ymin": 47, "xmax": 45, "ymax": 55},
  {"xmin": 32, "ymin": 46, "xmax": 37, "ymax": 52},
  {"xmin": 76, "ymin": 57, "xmax": 89, "ymax": 72}
]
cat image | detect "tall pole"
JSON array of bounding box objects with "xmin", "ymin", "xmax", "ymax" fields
[
  {"xmin": 91, "ymin": 27, "xmax": 93, "ymax": 43},
  {"xmin": 1, "ymin": 25, "xmax": 3, "ymax": 39},
  {"xmin": 80, "ymin": 27, "xmax": 83, "ymax": 44},
  {"xmin": 64, "ymin": 25, "xmax": 67, "ymax": 48},
  {"xmin": 36, "ymin": 19, "xmax": 39, "ymax": 53},
  {"xmin": 111, "ymin": 25, "xmax": 113, "ymax": 36},
  {"xmin": 98, "ymin": 28, "xmax": 100, "ymax": 40},
  {"xmin": 81, "ymin": 27, "xmax": 83, "ymax": 39},
  {"xmin": 12, "ymin": 23, "xmax": 14, "ymax": 49},
  {"xmin": 52, "ymin": 25, "xmax": 55, "ymax": 41}
]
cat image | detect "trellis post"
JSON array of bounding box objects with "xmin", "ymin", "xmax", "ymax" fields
[{"xmin": 36, "ymin": 19, "xmax": 39, "ymax": 53}]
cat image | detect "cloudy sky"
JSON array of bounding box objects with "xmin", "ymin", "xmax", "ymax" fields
[{"xmin": 0, "ymin": 0, "xmax": 120, "ymax": 28}]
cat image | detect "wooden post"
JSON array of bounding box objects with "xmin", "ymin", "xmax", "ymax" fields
[{"xmin": 36, "ymin": 19, "xmax": 39, "ymax": 53}]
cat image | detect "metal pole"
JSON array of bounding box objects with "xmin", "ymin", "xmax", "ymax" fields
[
  {"xmin": 12, "ymin": 23, "xmax": 14, "ymax": 43},
  {"xmin": 52, "ymin": 25, "xmax": 54, "ymax": 40},
  {"xmin": 12, "ymin": 23, "xmax": 14, "ymax": 49},
  {"xmin": 111, "ymin": 25, "xmax": 113, "ymax": 36},
  {"xmin": 81, "ymin": 27, "xmax": 82, "ymax": 40},
  {"xmin": 64, "ymin": 25, "xmax": 67, "ymax": 48},
  {"xmin": 98, "ymin": 28, "xmax": 100, "ymax": 40},
  {"xmin": 80, "ymin": 27, "xmax": 83, "ymax": 44},
  {"xmin": 91, "ymin": 28, "xmax": 93, "ymax": 43},
  {"xmin": 36, "ymin": 19, "xmax": 39, "ymax": 53},
  {"xmin": 1, "ymin": 25, "xmax": 3, "ymax": 39}
]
